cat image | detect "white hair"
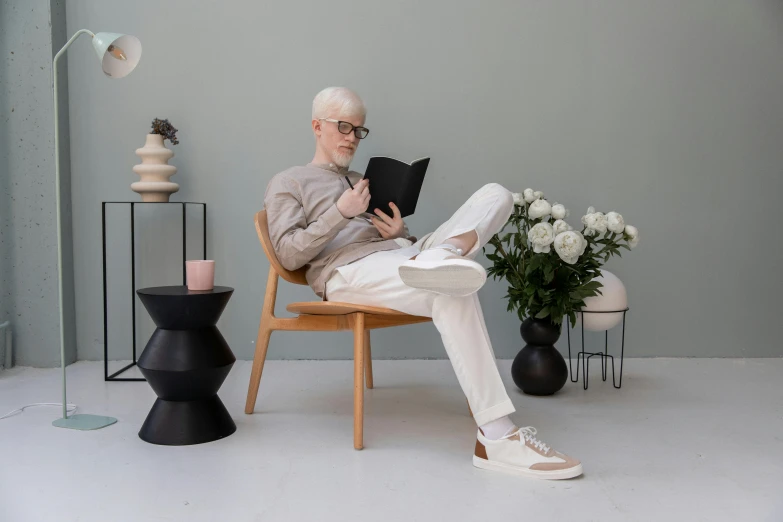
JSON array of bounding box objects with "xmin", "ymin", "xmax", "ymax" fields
[{"xmin": 312, "ymin": 87, "xmax": 366, "ymax": 120}]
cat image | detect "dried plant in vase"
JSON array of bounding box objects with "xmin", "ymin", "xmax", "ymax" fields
[{"xmin": 150, "ymin": 118, "xmax": 179, "ymax": 145}]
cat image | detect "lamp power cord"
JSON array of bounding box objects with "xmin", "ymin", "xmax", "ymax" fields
[{"xmin": 0, "ymin": 403, "xmax": 78, "ymax": 420}]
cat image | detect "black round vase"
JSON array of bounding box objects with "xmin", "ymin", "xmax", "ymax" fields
[{"xmin": 511, "ymin": 317, "xmax": 568, "ymax": 396}]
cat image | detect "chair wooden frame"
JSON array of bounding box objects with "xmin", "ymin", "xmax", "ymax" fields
[{"xmin": 246, "ymin": 210, "xmax": 436, "ymax": 450}]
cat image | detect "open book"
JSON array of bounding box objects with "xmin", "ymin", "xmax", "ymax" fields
[{"xmin": 362, "ymin": 156, "xmax": 430, "ymax": 218}]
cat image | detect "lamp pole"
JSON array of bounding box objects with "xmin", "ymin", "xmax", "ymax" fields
[{"xmin": 52, "ymin": 29, "xmax": 94, "ymax": 420}]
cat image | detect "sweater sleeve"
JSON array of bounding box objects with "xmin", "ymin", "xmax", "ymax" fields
[{"xmin": 264, "ymin": 175, "xmax": 349, "ymax": 271}]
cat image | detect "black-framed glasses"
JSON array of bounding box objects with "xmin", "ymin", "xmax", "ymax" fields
[{"xmin": 318, "ymin": 118, "xmax": 370, "ymax": 139}]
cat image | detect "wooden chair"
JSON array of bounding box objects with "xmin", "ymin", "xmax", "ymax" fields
[{"xmin": 246, "ymin": 209, "xmax": 439, "ymax": 450}]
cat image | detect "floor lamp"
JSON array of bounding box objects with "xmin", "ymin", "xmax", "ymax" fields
[{"xmin": 52, "ymin": 30, "xmax": 141, "ymax": 430}]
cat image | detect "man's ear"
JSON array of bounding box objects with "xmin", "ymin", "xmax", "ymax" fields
[{"xmin": 311, "ymin": 119, "xmax": 322, "ymax": 137}]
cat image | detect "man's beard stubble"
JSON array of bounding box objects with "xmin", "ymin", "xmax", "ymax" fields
[{"xmin": 332, "ymin": 146, "xmax": 355, "ymax": 168}]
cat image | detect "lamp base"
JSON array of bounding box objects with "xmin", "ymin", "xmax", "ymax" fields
[{"xmin": 52, "ymin": 414, "xmax": 117, "ymax": 430}]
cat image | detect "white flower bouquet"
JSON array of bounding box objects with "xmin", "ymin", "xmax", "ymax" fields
[{"xmin": 485, "ymin": 188, "xmax": 640, "ymax": 327}]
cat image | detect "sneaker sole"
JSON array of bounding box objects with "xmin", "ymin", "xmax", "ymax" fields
[
  {"xmin": 472, "ymin": 455, "xmax": 583, "ymax": 480},
  {"xmin": 398, "ymin": 261, "xmax": 486, "ymax": 296}
]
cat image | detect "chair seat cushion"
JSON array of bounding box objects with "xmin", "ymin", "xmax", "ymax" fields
[{"xmin": 286, "ymin": 301, "xmax": 420, "ymax": 316}]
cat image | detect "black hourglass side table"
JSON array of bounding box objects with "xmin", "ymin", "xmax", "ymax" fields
[{"xmin": 136, "ymin": 285, "xmax": 236, "ymax": 445}]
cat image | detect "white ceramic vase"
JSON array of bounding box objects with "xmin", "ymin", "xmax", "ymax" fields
[
  {"xmin": 575, "ymin": 270, "xmax": 628, "ymax": 331},
  {"xmin": 131, "ymin": 133, "xmax": 179, "ymax": 202}
]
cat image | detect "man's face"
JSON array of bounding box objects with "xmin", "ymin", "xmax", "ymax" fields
[{"xmin": 315, "ymin": 113, "xmax": 365, "ymax": 168}]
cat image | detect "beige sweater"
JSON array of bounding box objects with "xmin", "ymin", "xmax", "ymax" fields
[{"xmin": 263, "ymin": 162, "xmax": 416, "ymax": 299}]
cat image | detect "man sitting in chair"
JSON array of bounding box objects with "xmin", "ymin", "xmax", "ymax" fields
[{"xmin": 263, "ymin": 86, "xmax": 582, "ymax": 480}]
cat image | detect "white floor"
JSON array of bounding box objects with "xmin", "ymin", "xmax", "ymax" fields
[{"xmin": 1, "ymin": 358, "xmax": 781, "ymax": 522}]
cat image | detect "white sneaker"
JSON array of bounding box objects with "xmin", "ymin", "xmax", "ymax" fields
[
  {"xmin": 398, "ymin": 252, "xmax": 486, "ymax": 296},
  {"xmin": 473, "ymin": 426, "xmax": 583, "ymax": 480}
]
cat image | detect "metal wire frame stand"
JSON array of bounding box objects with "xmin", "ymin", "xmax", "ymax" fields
[
  {"xmin": 566, "ymin": 308, "xmax": 629, "ymax": 390},
  {"xmin": 102, "ymin": 202, "xmax": 206, "ymax": 381}
]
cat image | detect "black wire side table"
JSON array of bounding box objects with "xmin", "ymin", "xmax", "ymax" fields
[
  {"xmin": 102, "ymin": 202, "xmax": 206, "ymax": 381},
  {"xmin": 566, "ymin": 308, "xmax": 629, "ymax": 390}
]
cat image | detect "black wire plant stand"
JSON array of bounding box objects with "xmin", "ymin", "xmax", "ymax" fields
[
  {"xmin": 102, "ymin": 201, "xmax": 206, "ymax": 381},
  {"xmin": 566, "ymin": 308, "xmax": 629, "ymax": 390}
]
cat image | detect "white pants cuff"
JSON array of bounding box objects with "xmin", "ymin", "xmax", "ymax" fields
[{"xmin": 471, "ymin": 398, "xmax": 517, "ymax": 427}]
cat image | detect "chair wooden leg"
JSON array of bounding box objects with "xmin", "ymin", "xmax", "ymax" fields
[
  {"xmin": 246, "ymin": 267, "xmax": 279, "ymax": 415},
  {"xmin": 353, "ymin": 313, "xmax": 365, "ymax": 450},
  {"xmin": 245, "ymin": 321, "xmax": 272, "ymax": 414},
  {"xmin": 364, "ymin": 330, "xmax": 373, "ymax": 389}
]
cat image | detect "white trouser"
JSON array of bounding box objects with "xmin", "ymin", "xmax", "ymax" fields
[{"xmin": 325, "ymin": 183, "xmax": 517, "ymax": 427}]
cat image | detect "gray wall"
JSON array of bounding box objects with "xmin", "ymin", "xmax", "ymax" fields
[
  {"xmin": 58, "ymin": 0, "xmax": 783, "ymax": 365},
  {"xmin": 1, "ymin": 0, "xmax": 76, "ymax": 367}
]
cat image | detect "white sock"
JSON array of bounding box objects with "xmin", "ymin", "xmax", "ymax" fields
[
  {"xmin": 480, "ymin": 415, "xmax": 517, "ymax": 440},
  {"xmin": 415, "ymin": 243, "xmax": 463, "ymax": 262}
]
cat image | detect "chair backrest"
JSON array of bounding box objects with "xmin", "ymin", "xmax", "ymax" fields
[{"xmin": 254, "ymin": 210, "xmax": 309, "ymax": 286}]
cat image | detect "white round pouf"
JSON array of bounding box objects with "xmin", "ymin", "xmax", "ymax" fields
[{"xmin": 576, "ymin": 270, "xmax": 627, "ymax": 331}]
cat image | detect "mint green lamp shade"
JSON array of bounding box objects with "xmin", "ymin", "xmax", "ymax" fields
[{"xmin": 91, "ymin": 32, "xmax": 142, "ymax": 78}]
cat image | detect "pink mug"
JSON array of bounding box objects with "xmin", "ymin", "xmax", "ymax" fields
[{"xmin": 186, "ymin": 260, "xmax": 215, "ymax": 291}]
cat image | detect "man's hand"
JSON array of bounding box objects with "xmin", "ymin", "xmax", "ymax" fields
[
  {"xmin": 372, "ymin": 202, "xmax": 405, "ymax": 239},
  {"xmin": 336, "ymin": 178, "xmax": 370, "ymax": 218}
]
